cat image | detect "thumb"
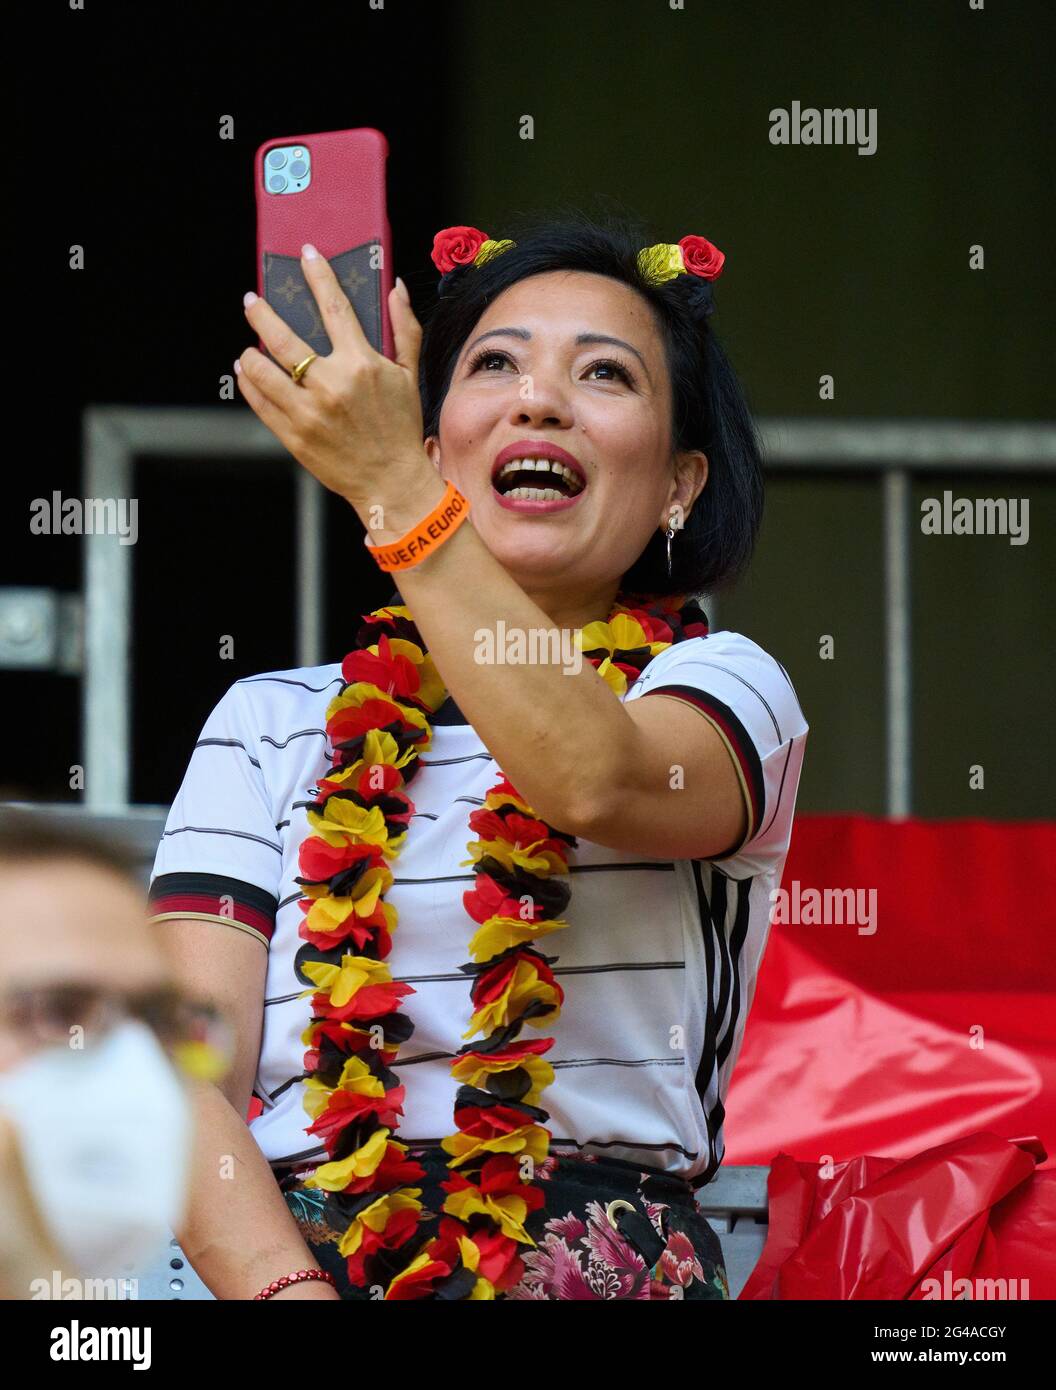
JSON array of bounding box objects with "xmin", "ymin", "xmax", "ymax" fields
[{"xmin": 390, "ymin": 277, "xmax": 422, "ymax": 374}]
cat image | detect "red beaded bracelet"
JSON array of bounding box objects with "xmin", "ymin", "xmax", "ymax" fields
[{"xmin": 253, "ymin": 1268, "xmax": 337, "ymax": 1300}]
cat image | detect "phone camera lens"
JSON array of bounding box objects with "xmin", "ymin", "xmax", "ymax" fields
[
  {"xmin": 267, "ymin": 173, "xmax": 288, "ymax": 193},
  {"xmin": 266, "ymin": 149, "xmax": 288, "ymax": 170},
  {"xmin": 288, "ymin": 159, "xmax": 308, "ymax": 179}
]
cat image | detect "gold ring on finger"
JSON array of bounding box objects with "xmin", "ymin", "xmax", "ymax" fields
[{"xmin": 290, "ymin": 353, "xmax": 318, "ymax": 384}]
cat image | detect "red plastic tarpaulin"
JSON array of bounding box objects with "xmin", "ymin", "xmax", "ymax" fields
[
  {"xmin": 740, "ymin": 1131, "xmax": 1056, "ymax": 1299},
  {"xmin": 723, "ymin": 814, "xmax": 1056, "ymax": 1170}
]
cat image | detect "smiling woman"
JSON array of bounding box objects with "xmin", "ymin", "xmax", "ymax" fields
[{"xmin": 151, "ymin": 209, "xmax": 809, "ymax": 1301}]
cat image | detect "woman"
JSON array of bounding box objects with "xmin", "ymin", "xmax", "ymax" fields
[{"xmin": 149, "ymin": 212, "xmax": 809, "ymax": 1301}]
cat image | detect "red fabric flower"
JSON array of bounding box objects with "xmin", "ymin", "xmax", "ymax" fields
[
  {"xmin": 678, "ymin": 235, "xmax": 725, "ymax": 281},
  {"xmin": 383, "ymin": 1238, "xmax": 461, "ymax": 1299},
  {"xmin": 470, "ymin": 950, "xmax": 562, "ymax": 1013},
  {"xmin": 298, "ymin": 837, "xmax": 382, "ymax": 885},
  {"xmin": 306, "ymin": 1082, "xmax": 408, "ymax": 1154},
  {"xmin": 436, "ymin": 1215, "xmax": 526, "ymax": 1291},
  {"xmin": 298, "ymin": 898, "xmax": 391, "ymax": 956},
  {"xmin": 476, "ymin": 1153, "xmax": 546, "ymax": 1209},
  {"xmin": 458, "ymin": 1036, "xmax": 554, "ymax": 1067},
  {"xmin": 342, "ymin": 634, "xmax": 422, "ymax": 698},
  {"xmin": 346, "ymin": 1142, "xmax": 427, "ymax": 1195},
  {"xmin": 326, "ymin": 697, "xmax": 420, "ymax": 749},
  {"xmin": 303, "ymin": 1018, "xmax": 399, "ymax": 1075},
  {"xmin": 462, "ymin": 872, "xmax": 546, "ymax": 925},
  {"xmin": 313, "ymin": 979, "xmax": 414, "ymax": 1023},
  {"xmin": 345, "ymin": 1205, "xmax": 420, "ymax": 1287},
  {"xmin": 622, "ymin": 608, "xmax": 675, "ymax": 645},
  {"xmin": 451, "ymin": 1099, "xmax": 553, "ymax": 1150},
  {"xmin": 354, "ymin": 761, "xmax": 404, "ymax": 801},
  {"xmin": 431, "ymin": 226, "xmax": 488, "ymax": 274}
]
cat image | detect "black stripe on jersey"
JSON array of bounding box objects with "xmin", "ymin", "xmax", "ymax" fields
[
  {"xmin": 757, "ymin": 739, "xmax": 797, "ymax": 841},
  {"xmin": 194, "ymin": 737, "xmax": 261, "ymax": 768},
  {"xmin": 263, "ymin": 958, "xmax": 688, "ymax": 1003},
  {"xmin": 690, "ymin": 859, "xmax": 722, "ymax": 1184},
  {"xmin": 717, "ymin": 876, "xmax": 752, "ymax": 1069},
  {"xmin": 160, "ymin": 824, "xmax": 283, "ymax": 853},
  {"xmin": 417, "ymin": 752, "xmax": 494, "ymax": 767},
  {"xmin": 686, "ymin": 870, "xmax": 756, "ymax": 1188},
  {"xmin": 265, "ymin": 1134, "xmax": 700, "ymax": 1168},
  {"xmin": 266, "ymin": 1053, "xmax": 682, "ymax": 1101},
  {"xmin": 679, "ymin": 658, "xmax": 785, "ymax": 742},
  {"xmin": 270, "ymin": 861, "xmax": 680, "ymax": 917},
  {"xmin": 261, "ymin": 728, "xmax": 327, "ymax": 749},
  {"xmin": 149, "ymin": 871, "xmax": 277, "ymax": 918},
  {"xmin": 237, "ymin": 675, "xmax": 343, "ymax": 693},
  {"xmin": 709, "ymin": 870, "xmax": 735, "ymax": 1063}
]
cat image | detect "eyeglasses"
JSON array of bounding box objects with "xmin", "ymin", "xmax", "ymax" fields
[{"xmin": 0, "ymin": 983, "xmax": 235, "ymax": 1081}]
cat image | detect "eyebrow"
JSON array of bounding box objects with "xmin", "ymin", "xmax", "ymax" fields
[{"xmin": 462, "ymin": 327, "xmax": 651, "ymax": 382}]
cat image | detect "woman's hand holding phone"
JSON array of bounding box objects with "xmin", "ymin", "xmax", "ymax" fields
[{"xmin": 235, "ymin": 246, "xmax": 439, "ymax": 526}]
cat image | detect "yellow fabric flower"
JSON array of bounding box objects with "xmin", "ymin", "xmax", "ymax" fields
[
  {"xmin": 302, "ymin": 1053, "xmax": 385, "ymax": 1119},
  {"xmin": 450, "ymin": 1050, "xmax": 554, "ymax": 1105},
  {"xmin": 482, "ymin": 785, "xmax": 534, "ymax": 816},
  {"xmin": 461, "ymin": 838, "xmax": 567, "ymax": 878},
  {"xmin": 383, "ymin": 1237, "xmax": 496, "ymax": 1300},
  {"xmin": 466, "ymin": 913, "xmax": 568, "ymax": 963},
  {"xmin": 577, "ymin": 612, "xmax": 668, "ymax": 659},
  {"xmin": 299, "ymin": 953, "xmax": 394, "ymax": 1008},
  {"xmin": 637, "ymin": 242, "xmax": 686, "ymax": 285},
  {"xmin": 300, "ymin": 863, "xmax": 392, "ymax": 920},
  {"xmin": 306, "ymin": 800, "xmax": 402, "ymax": 854},
  {"xmin": 337, "ymin": 1189, "xmax": 425, "ymax": 1257},
  {"xmin": 324, "ymin": 686, "xmax": 431, "ymax": 763},
  {"xmin": 473, "ymin": 238, "xmax": 515, "ymax": 266},
  {"xmin": 594, "ymin": 656, "xmax": 629, "ymax": 698},
  {"xmin": 441, "ymin": 1121, "xmax": 550, "ymax": 1176},
  {"xmin": 463, "ymin": 958, "xmax": 561, "ymax": 1037},
  {"xmin": 441, "ymin": 1182, "xmax": 535, "ymax": 1245},
  {"xmin": 305, "ymin": 1127, "xmax": 393, "ymax": 1191}
]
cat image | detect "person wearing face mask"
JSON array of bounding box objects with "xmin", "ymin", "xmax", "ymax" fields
[{"xmin": 0, "ymin": 814, "xmax": 223, "ymax": 1298}]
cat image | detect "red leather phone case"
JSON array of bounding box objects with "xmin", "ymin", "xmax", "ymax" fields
[{"xmin": 254, "ymin": 127, "xmax": 394, "ymax": 361}]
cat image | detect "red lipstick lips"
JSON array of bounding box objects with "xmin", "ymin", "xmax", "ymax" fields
[{"xmin": 490, "ymin": 440, "xmax": 587, "ymax": 514}]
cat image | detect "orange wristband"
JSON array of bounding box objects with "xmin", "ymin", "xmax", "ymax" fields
[{"xmin": 364, "ymin": 481, "xmax": 471, "ymax": 572}]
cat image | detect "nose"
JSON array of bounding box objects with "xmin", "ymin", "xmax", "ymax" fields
[{"xmin": 505, "ymin": 370, "xmax": 574, "ymax": 429}]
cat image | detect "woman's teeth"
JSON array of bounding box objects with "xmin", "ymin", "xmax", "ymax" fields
[
  {"xmin": 494, "ymin": 457, "xmax": 585, "ymax": 498},
  {"xmin": 505, "ymin": 487, "xmax": 567, "ymax": 500}
]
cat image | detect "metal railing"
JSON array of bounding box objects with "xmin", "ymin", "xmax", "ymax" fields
[{"xmin": 80, "ymin": 407, "xmax": 1056, "ymax": 815}]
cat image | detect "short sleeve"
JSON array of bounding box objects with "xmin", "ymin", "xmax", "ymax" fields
[
  {"xmin": 147, "ymin": 680, "xmax": 282, "ymax": 949},
  {"xmin": 623, "ymin": 631, "xmax": 809, "ymax": 868}
]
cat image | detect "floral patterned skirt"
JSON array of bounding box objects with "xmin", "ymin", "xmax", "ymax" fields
[{"xmin": 277, "ymin": 1146, "xmax": 730, "ymax": 1301}]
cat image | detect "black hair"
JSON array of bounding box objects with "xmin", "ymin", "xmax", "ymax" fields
[
  {"xmin": 416, "ymin": 207, "xmax": 764, "ymax": 600},
  {"xmin": 0, "ymin": 805, "xmax": 142, "ymax": 887}
]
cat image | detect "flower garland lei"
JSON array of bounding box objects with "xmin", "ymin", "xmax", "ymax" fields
[{"xmin": 293, "ymin": 590, "xmax": 709, "ymax": 1299}]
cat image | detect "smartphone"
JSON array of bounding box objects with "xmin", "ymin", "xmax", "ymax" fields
[{"xmin": 254, "ymin": 127, "xmax": 394, "ymax": 362}]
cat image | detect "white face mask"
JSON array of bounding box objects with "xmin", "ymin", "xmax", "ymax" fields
[{"xmin": 0, "ymin": 1017, "xmax": 194, "ymax": 1279}]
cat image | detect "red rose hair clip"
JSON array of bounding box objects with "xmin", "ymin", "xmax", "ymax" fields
[{"xmin": 430, "ymin": 224, "xmax": 725, "ymax": 317}]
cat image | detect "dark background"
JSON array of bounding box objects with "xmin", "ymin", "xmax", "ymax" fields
[{"xmin": 6, "ymin": 0, "xmax": 1053, "ymax": 817}]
